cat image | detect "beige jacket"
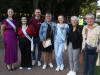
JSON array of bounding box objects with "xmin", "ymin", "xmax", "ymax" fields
[{"xmin": 82, "ymin": 23, "xmax": 100, "ymax": 52}]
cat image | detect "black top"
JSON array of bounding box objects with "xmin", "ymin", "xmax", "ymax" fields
[
  {"xmin": 68, "ymin": 23, "xmax": 72, "ymax": 30},
  {"xmin": 46, "ymin": 23, "xmax": 54, "ymax": 48},
  {"xmin": 69, "ymin": 31, "xmax": 76, "ymax": 43},
  {"xmin": 46, "ymin": 23, "xmax": 51, "ymax": 39},
  {"xmin": 67, "ymin": 24, "xmax": 83, "ymax": 49}
]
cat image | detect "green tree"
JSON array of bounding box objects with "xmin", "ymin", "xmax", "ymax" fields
[
  {"xmin": 97, "ymin": 14, "xmax": 100, "ymax": 19},
  {"xmin": 79, "ymin": 1, "xmax": 98, "ymax": 17},
  {"xmin": 0, "ymin": 0, "xmax": 98, "ymax": 21}
]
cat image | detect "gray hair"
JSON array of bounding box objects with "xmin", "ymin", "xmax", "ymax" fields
[
  {"xmin": 71, "ymin": 16, "xmax": 79, "ymax": 22},
  {"xmin": 85, "ymin": 13, "xmax": 95, "ymax": 19}
]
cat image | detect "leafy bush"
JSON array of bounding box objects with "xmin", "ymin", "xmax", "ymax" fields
[{"xmin": 95, "ymin": 22, "xmax": 100, "ymax": 25}]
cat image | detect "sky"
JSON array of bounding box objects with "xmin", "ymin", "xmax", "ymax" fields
[{"xmin": 98, "ymin": 0, "xmax": 100, "ymax": 6}]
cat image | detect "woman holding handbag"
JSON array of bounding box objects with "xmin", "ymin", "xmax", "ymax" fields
[
  {"xmin": 82, "ymin": 13, "xmax": 100, "ymax": 75},
  {"xmin": 17, "ymin": 16, "xmax": 36, "ymax": 70},
  {"xmin": 54, "ymin": 15, "xmax": 69, "ymax": 71},
  {"xmin": 67, "ymin": 16, "xmax": 82, "ymax": 75},
  {"xmin": 39, "ymin": 12, "xmax": 56, "ymax": 69},
  {"xmin": 1, "ymin": 8, "xmax": 18, "ymax": 71}
]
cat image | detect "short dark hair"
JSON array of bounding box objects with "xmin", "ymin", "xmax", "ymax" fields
[
  {"xmin": 19, "ymin": 15, "xmax": 28, "ymax": 28},
  {"xmin": 34, "ymin": 8, "xmax": 41, "ymax": 12}
]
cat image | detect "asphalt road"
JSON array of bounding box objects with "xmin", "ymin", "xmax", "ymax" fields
[{"xmin": 0, "ymin": 44, "xmax": 83, "ymax": 75}]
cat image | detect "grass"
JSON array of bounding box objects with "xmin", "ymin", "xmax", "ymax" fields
[
  {"xmin": 94, "ymin": 21, "xmax": 100, "ymax": 75},
  {"xmin": 94, "ymin": 66, "xmax": 100, "ymax": 75}
]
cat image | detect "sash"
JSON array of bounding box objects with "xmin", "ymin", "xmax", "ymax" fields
[
  {"xmin": 57, "ymin": 24, "xmax": 67, "ymax": 50},
  {"xmin": 57, "ymin": 24, "xmax": 66, "ymax": 41},
  {"xmin": 22, "ymin": 26, "xmax": 34, "ymax": 51},
  {"xmin": 6, "ymin": 19, "xmax": 16, "ymax": 32}
]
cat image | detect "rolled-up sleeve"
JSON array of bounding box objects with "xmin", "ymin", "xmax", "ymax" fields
[
  {"xmin": 81, "ymin": 27, "xmax": 85, "ymax": 51},
  {"xmin": 98, "ymin": 26, "xmax": 100, "ymax": 50},
  {"xmin": 99, "ymin": 26, "xmax": 100, "ymax": 40}
]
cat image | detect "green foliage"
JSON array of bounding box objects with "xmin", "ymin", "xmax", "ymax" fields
[
  {"xmin": 0, "ymin": 0, "xmax": 98, "ymax": 21},
  {"xmin": 97, "ymin": 14, "xmax": 100, "ymax": 19},
  {"xmin": 95, "ymin": 22, "xmax": 100, "ymax": 25},
  {"xmin": 80, "ymin": 2, "xmax": 97, "ymax": 17},
  {"xmin": 94, "ymin": 66, "xmax": 100, "ymax": 75}
]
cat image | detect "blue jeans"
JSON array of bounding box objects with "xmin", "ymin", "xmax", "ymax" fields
[
  {"xmin": 54, "ymin": 41, "xmax": 64, "ymax": 66},
  {"xmin": 83, "ymin": 50, "xmax": 98, "ymax": 75},
  {"xmin": 32, "ymin": 38, "xmax": 42, "ymax": 61}
]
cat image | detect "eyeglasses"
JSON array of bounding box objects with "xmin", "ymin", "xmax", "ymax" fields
[{"xmin": 35, "ymin": 12, "xmax": 41, "ymax": 13}]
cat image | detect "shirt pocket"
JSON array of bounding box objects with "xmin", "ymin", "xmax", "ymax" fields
[
  {"xmin": 91, "ymin": 32, "xmax": 98, "ymax": 45},
  {"xmin": 92, "ymin": 32, "xmax": 98, "ymax": 40},
  {"xmin": 42, "ymin": 26, "xmax": 47, "ymax": 32}
]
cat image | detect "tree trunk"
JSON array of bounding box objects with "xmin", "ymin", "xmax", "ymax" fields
[
  {"xmin": 35, "ymin": 0, "xmax": 39, "ymax": 9},
  {"xmin": 52, "ymin": 0, "xmax": 57, "ymax": 19},
  {"xmin": 46, "ymin": 0, "xmax": 52, "ymax": 12},
  {"xmin": 33, "ymin": 0, "xmax": 39, "ymax": 11},
  {"xmin": 33, "ymin": 0, "xmax": 36, "ymax": 7}
]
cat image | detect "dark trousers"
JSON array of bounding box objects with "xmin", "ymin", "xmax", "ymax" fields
[
  {"xmin": 83, "ymin": 50, "xmax": 98, "ymax": 75},
  {"xmin": 32, "ymin": 38, "xmax": 42, "ymax": 61},
  {"xmin": 19, "ymin": 37, "xmax": 32, "ymax": 67}
]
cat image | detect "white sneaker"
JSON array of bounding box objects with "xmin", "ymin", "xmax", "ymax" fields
[
  {"xmin": 37, "ymin": 61, "xmax": 41, "ymax": 66},
  {"xmin": 27, "ymin": 67, "xmax": 32, "ymax": 70},
  {"xmin": 19, "ymin": 67, "xmax": 23, "ymax": 70},
  {"xmin": 67, "ymin": 71, "xmax": 72, "ymax": 75},
  {"xmin": 72, "ymin": 71, "xmax": 76, "ymax": 75},
  {"xmin": 32, "ymin": 60, "xmax": 36, "ymax": 65},
  {"xmin": 60, "ymin": 65, "xmax": 64, "ymax": 70},
  {"xmin": 48, "ymin": 63, "xmax": 53, "ymax": 68},
  {"xmin": 55, "ymin": 66, "xmax": 60, "ymax": 71},
  {"xmin": 42, "ymin": 64, "xmax": 47, "ymax": 69}
]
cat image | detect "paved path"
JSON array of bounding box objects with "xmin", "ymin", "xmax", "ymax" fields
[{"xmin": 0, "ymin": 44, "xmax": 83, "ymax": 75}]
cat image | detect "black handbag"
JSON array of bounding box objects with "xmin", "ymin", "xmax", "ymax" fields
[{"xmin": 85, "ymin": 43, "xmax": 97, "ymax": 55}]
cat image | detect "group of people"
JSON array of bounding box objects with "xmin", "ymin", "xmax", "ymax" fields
[{"xmin": 0, "ymin": 8, "xmax": 100, "ymax": 75}]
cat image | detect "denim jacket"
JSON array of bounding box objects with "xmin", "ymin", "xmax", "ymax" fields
[
  {"xmin": 39, "ymin": 21, "xmax": 56, "ymax": 42},
  {"xmin": 54, "ymin": 23, "xmax": 69, "ymax": 41}
]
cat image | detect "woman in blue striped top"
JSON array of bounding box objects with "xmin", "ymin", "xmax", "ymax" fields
[{"xmin": 54, "ymin": 15, "xmax": 69, "ymax": 71}]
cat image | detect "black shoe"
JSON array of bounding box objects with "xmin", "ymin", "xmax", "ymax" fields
[
  {"xmin": 11, "ymin": 65, "xmax": 16, "ymax": 70},
  {"xmin": 11, "ymin": 67, "xmax": 16, "ymax": 70}
]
